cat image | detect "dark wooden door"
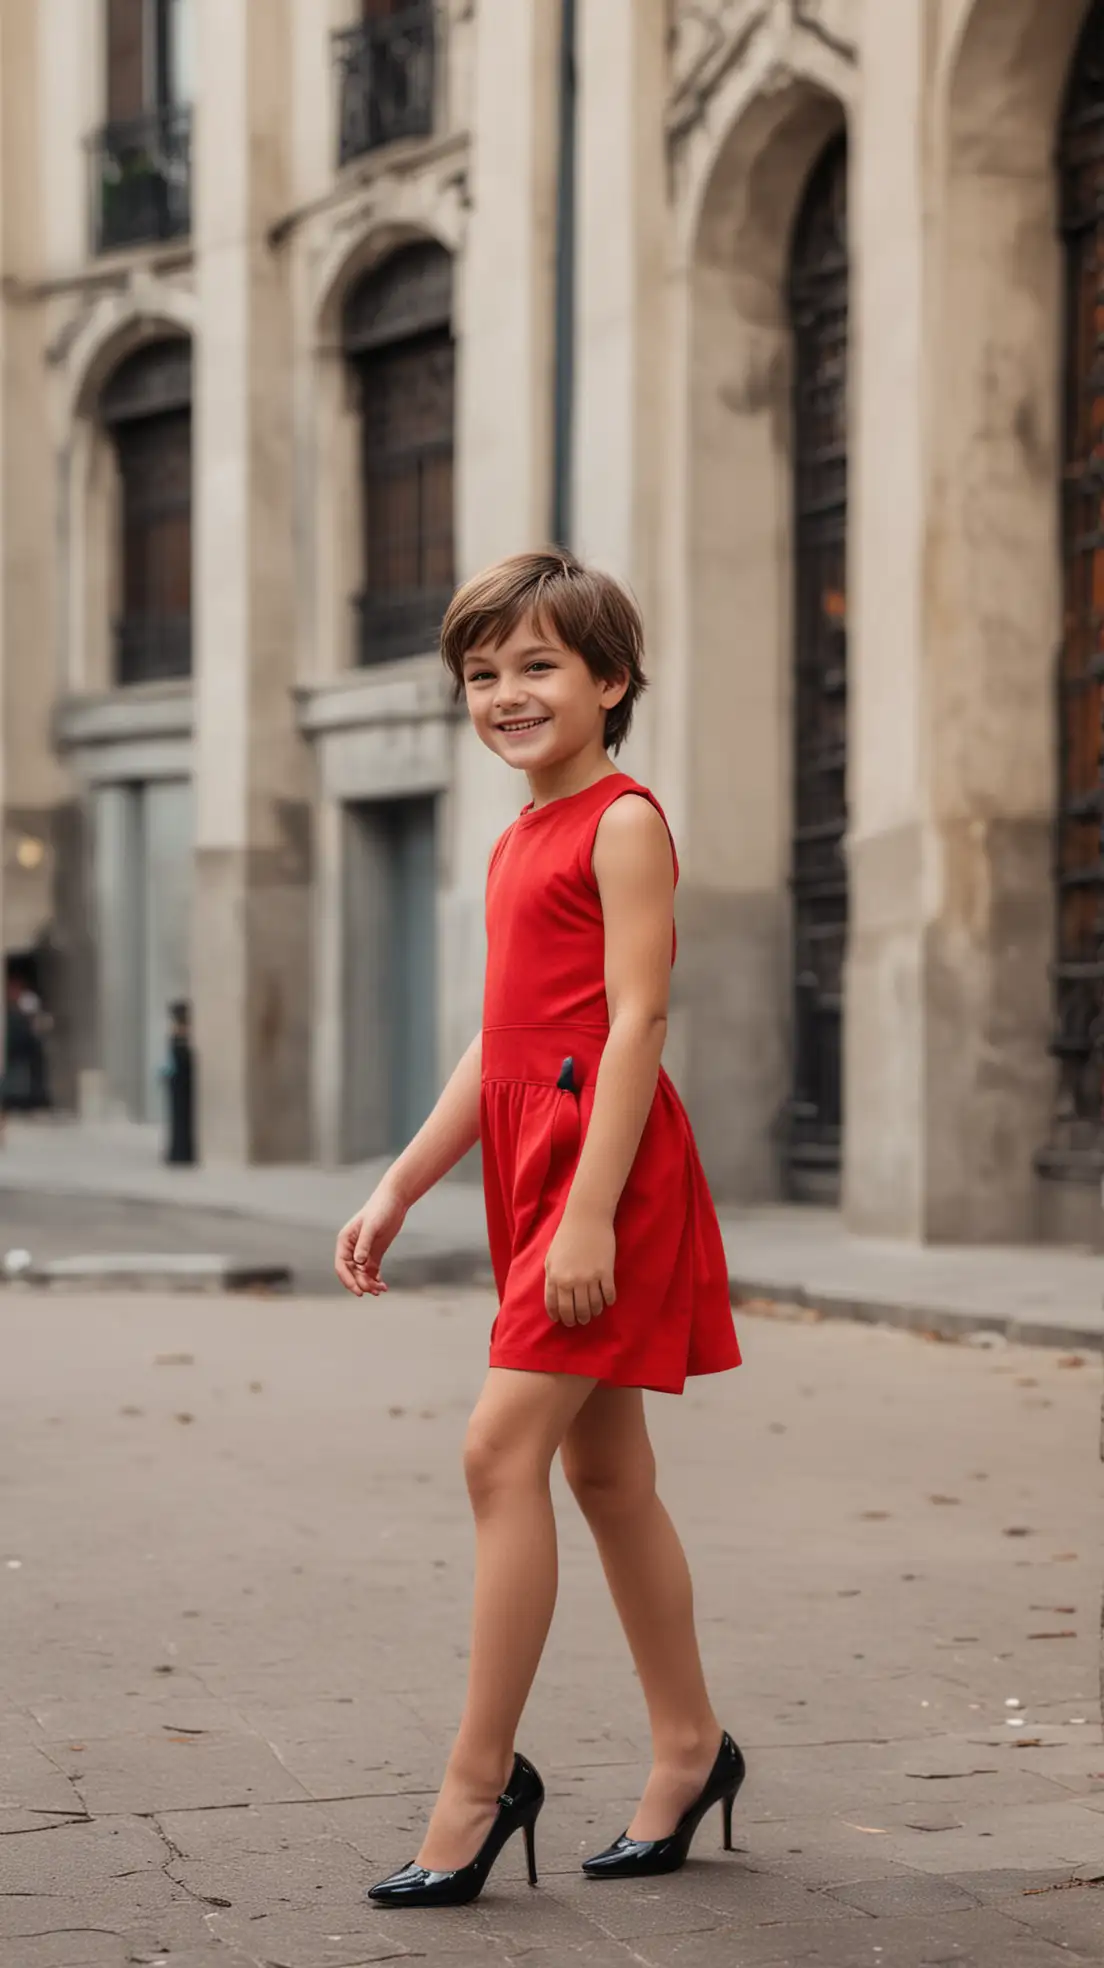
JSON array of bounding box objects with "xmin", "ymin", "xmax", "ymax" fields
[
  {"xmin": 787, "ymin": 134, "xmax": 849, "ymax": 1197},
  {"xmin": 1055, "ymin": 1, "xmax": 1104, "ymax": 1152}
]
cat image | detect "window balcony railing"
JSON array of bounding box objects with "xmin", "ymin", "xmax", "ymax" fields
[
  {"xmin": 90, "ymin": 105, "xmax": 192, "ymax": 255},
  {"xmin": 352, "ymin": 587, "xmax": 451, "ymax": 668},
  {"xmin": 333, "ymin": 5, "xmax": 436, "ymax": 167},
  {"xmin": 115, "ymin": 615, "xmax": 192, "ymax": 686}
]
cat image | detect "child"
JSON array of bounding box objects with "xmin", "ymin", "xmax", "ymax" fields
[{"xmin": 335, "ymin": 549, "xmax": 743, "ymax": 1908}]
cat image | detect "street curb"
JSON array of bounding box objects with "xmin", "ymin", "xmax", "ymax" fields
[
  {"xmin": 5, "ymin": 1254, "xmax": 294, "ymax": 1294},
  {"xmin": 729, "ymin": 1276, "xmax": 1104, "ymax": 1354}
]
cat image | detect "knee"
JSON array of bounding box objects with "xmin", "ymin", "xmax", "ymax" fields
[
  {"xmin": 463, "ymin": 1415, "xmax": 544, "ymax": 1513},
  {"xmin": 562, "ymin": 1443, "xmax": 655, "ymax": 1524}
]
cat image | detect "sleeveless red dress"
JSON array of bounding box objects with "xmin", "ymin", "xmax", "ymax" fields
[{"xmin": 481, "ymin": 771, "xmax": 741, "ymax": 1395}]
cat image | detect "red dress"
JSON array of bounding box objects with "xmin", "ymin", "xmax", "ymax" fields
[{"xmin": 481, "ymin": 771, "xmax": 741, "ymax": 1395}]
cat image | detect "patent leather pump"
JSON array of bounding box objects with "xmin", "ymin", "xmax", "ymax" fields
[
  {"xmin": 582, "ymin": 1732, "xmax": 745, "ymax": 1879},
  {"xmin": 366, "ymin": 1753, "xmax": 544, "ymax": 1908}
]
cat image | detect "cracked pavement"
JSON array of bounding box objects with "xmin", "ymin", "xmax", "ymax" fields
[{"xmin": 2, "ymin": 1285, "xmax": 1104, "ymax": 1966}]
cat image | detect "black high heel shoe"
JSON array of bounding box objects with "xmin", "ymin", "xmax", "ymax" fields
[
  {"xmin": 366, "ymin": 1753, "xmax": 544, "ymax": 1908},
  {"xmin": 582, "ymin": 1732, "xmax": 745, "ymax": 1879}
]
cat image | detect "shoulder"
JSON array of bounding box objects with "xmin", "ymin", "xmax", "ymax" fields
[
  {"xmin": 592, "ymin": 791, "xmax": 675, "ymax": 886},
  {"xmin": 594, "ymin": 790, "xmax": 667, "ymax": 844}
]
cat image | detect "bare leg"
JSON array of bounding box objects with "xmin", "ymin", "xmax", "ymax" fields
[
  {"xmin": 416, "ymin": 1367, "xmax": 596, "ymax": 1870},
  {"xmin": 561, "ymin": 1385, "xmax": 722, "ymax": 1839}
]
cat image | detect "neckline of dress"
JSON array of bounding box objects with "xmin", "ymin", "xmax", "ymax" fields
[{"xmin": 517, "ymin": 770, "xmax": 631, "ymax": 826}]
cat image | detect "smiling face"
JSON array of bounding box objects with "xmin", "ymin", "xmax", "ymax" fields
[{"xmin": 461, "ymin": 614, "xmax": 628, "ymax": 778}]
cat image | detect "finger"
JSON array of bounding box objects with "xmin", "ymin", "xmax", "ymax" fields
[
  {"xmin": 335, "ymin": 1233, "xmax": 361, "ymax": 1294},
  {"xmin": 586, "ymin": 1280, "xmax": 605, "ymax": 1320},
  {"xmin": 557, "ymin": 1284, "xmax": 577, "ymax": 1327},
  {"xmin": 545, "ymin": 1272, "xmax": 558, "ymax": 1319},
  {"xmin": 573, "ymin": 1285, "xmax": 591, "ymax": 1327},
  {"xmin": 600, "ymin": 1271, "xmax": 616, "ymax": 1308}
]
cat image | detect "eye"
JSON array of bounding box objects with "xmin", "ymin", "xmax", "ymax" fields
[
  {"xmin": 526, "ymin": 660, "xmax": 553, "ymax": 674},
  {"xmin": 465, "ymin": 669, "xmax": 495, "ymax": 685}
]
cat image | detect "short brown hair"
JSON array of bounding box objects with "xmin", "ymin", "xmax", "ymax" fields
[{"xmin": 439, "ymin": 549, "xmax": 647, "ymax": 754}]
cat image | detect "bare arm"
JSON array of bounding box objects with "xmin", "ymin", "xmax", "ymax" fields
[
  {"xmin": 382, "ymin": 1031, "xmax": 482, "ymax": 1208},
  {"xmin": 544, "ymin": 796, "xmax": 673, "ymax": 1325},
  {"xmin": 335, "ymin": 1032, "xmax": 482, "ymax": 1295}
]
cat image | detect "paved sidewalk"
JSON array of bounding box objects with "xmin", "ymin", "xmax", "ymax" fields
[
  {"xmin": 2, "ymin": 1117, "xmax": 1104, "ymax": 1346},
  {"xmin": 2, "ymin": 1288, "xmax": 1103, "ymax": 1966}
]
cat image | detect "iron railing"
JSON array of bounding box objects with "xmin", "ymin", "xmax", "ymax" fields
[
  {"xmin": 90, "ymin": 105, "xmax": 192, "ymax": 254},
  {"xmin": 333, "ymin": 5, "xmax": 435, "ymax": 165},
  {"xmin": 115, "ymin": 616, "xmax": 191, "ymax": 686},
  {"xmin": 352, "ymin": 587, "xmax": 452, "ymax": 668}
]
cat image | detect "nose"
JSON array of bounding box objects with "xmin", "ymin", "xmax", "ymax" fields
[{"xmin": 493, "ymin": 672, "xmax": 526, "ymax": 711}]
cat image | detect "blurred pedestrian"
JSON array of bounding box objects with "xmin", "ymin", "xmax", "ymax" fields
[
  {"xmin": 336, "ymin": 550, "xmax": 744, "ymax": 1909},
  {"xmin": 161, "ymin": 999, "xmax": 195, "ymax": 1165},
  {"xmin": 1, "ymin": 973, "xmax": 52, "ymax": 1125}
]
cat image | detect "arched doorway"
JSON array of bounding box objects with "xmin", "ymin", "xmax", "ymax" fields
[
  {"xmin": 1055, "ymin": 2, "xmax": 1104, "ymax": 1164},
  {"xmin": 787, "ymin": 133, "xmax": 849, "ymax": 1199},
  {"xmin": 342, "ymin": 239, "xmax": 455, "ymax": 667},
  {"xmin": 100, "ymin": 336, "xmax": 193, "ymax": 684}
]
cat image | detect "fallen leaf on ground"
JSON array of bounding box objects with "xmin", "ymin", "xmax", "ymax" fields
[
  {"xmin": 1003, "ymin": 1527, "xmax": 1034, "ymax": 1538},
  {"xmin": 860, "ymin": 1511, "xmax": 891, "ymax": 1521},
  {"xmin": 929, "ymin": 1495, "xmax": 960, "ymax": 1506},
  {"xmin": 155, "ymin": 1354, "xmax": 194, "ymax": 1367},
  {"xmin": 1028, "ymin": 1631, "xmax": 1077, "ymax": 1641},
  {"xmin": 174, "ymin": 1413, "xmax": 195, "ymax": 1425},
  {"xmin": 1057, "ymin": 1355, "xmax": 1088, "ymax": 1369}
]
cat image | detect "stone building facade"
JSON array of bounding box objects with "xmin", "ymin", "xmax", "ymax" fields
[{"xmin": 2, "ymin": 0, "xmax": 1104, "ymax": 1247}]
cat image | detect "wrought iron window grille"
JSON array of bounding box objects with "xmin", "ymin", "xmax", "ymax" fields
[
  {"xmin": 333, "ymin": 3, "xmax": 436, "ymax": 166},
  {"xmin": 89, "ymin": 104, "xmax": 192, "ymax": 254}
]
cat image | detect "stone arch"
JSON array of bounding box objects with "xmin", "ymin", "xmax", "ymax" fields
[
  {"xmin": 919, "ymin": 0, "xmax": 1094, "ymax": 1241},
  {"xmin": 61, "ymin": 287, "xmax": 197, "ymax": 425},
  {"xmin": 60, "ymin": 297, "xmax": 196, "ymax": 697},
  {"xmin": 660, "ymin": 71, "xmax": 848, "ymax": 1201},
  {"xmin": 305, "ymin": 221, "xmax": 458, "ymax": 680}
]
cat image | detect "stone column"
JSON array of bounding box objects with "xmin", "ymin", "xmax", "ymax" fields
[
  {"xmin": 572, "ymin": 0, "xmax": 666, "ymax": 703},
  {"xmin": 843, "ymin": 0, "xmax": 927, "ymax": 1235},
  {"xmin": 441, "ymin": 0, "xmax": 562, "ymax": 1077},
  {"xmin": 192, "ymin": 0, "xmax": 311, "ymax": 1162}
]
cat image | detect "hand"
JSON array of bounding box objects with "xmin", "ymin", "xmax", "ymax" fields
[
  {"xmin": 544, "ymin": 1207, "xmax": 616, "ymax": 1327},
  {"xmin": 335, "ymin": 1182, "xmax": 407, "ymax": 1297}
]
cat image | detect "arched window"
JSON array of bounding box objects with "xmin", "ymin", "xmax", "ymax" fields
[
  {"xmin": 100, "ymin": 338, "xmax": 192, "ymax": 685},
  {"xmin": 787, "ymin": 133, "xmax": 849, "ymax": 1197},
  {"xmin": 343, "ymin": 241, "xmax": 454, "ymax": 666}
]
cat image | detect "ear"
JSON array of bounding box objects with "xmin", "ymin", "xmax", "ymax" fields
[{"xmin": 598, "ymin": 667, "xmax": 630, "ymax": 711}]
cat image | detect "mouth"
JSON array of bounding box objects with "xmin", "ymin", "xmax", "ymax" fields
[{"xmin": 496, "ymin": 717, "xmax": 551, "ymax": 736}]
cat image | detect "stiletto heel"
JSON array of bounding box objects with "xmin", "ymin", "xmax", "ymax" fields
[
  {"xmin": 367, "ymin": 1753, "xmax": 545, "ymax": 1908},
  {"xmin": 582, "ymin": 1732, "xmax": 745, "ymax": 1879}
]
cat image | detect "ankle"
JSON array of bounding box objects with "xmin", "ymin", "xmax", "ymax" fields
[
  {"xmin": 651, "ymin": 1720, "xmax": 721, "ymax": 1771},
  {"xmin": 445, "ymin": 1742, "xmax": 514, "ymax": 1801}
]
